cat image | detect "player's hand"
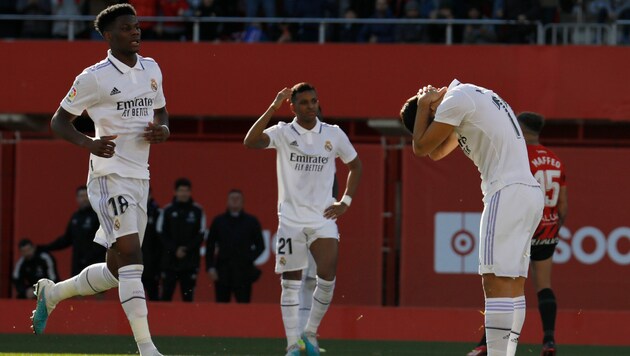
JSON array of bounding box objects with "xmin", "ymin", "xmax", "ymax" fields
[
  {"xmin": 323, "ymin": 201, "xmax": 349, "ymax": 220},
  {"xmin": 143, "ymin": 122, "xmax": 169, "ymax": 144},
  {"xmin": 270, "ymin": 87, "xmax": 292, "ymax": 111},
  {"xmin": 207, "ymin": 268, "xmax": 218, "ymax": 282},
  {"xmin": 417, "ymin": 85, "xmax": 447, "ymax": 108},
  {"xmin": 87, "ymin": 135, "xmax": 117, "ymax": 158}
]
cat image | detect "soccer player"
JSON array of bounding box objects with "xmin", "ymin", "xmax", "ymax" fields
[
  {"xmin": 400, "ymin": 80, "xmax": 544, "ymax": 356},
  {"xmin": 467, "ymin": 112, "xmax": 567, "ymax": 356},
  {"xmin": 30, "ymin": 4, "xmax": 168, "ymax": 356},
  {"xmin": 244, "ymin": 83, "xmax": 362, "ymax": 356}
]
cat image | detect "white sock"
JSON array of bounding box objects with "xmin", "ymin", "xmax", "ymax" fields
[
  {"xmin": 50, "ymin": 263, "xmax": 118, "ymax": 305},
  {"xmin": 281, "ymin": 279, "xmax": 302, "ymax": 346},
  {"xmin": 119, "ymin": 265, "xmax": 157, "ymax": 356},
  {"xmin": 506, "ymin": 296, "xmax": 526, "ymax": 356},
  {"xmin": 304, "ymin": 277, "xmax": 335, "ymax": 335},
  {"xmin": 485, "ymin": 297, "xmax": 513, "ymax": 356},
  {"xmin": 299, "ymin": 277, "xmax": 316, "ymax": 334}
]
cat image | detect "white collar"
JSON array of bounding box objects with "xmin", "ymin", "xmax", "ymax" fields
[
  {"xmin": 447, "ymin": 78, "xmax": 461, "ymax": 91},
  {"xmin": 291, "ymin": 117, "xmax": 322, "ymax": 135},
  {"xmin": 107, "ymin": 49, "xmax": 144, "ymax": 74}
]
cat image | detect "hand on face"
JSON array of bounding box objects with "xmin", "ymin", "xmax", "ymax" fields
[{"xmin": 416, "ymin": 85, "xmax": 447, "ymax": 114}]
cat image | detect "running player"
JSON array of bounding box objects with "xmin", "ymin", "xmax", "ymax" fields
[
  {"xmin": 244, "ymin": 83, "xmax": 362, "ymax": 356},
  {"xmin": 31, "ymin": 4, "xmax": 168, "ymax": 356},
  {"xmin": 400, "ymin": 80, "xmax": 544, "ymax": 356},
  {"xmin": 467, "ymin": 112, "xmax": 567, "ymax": 356}
]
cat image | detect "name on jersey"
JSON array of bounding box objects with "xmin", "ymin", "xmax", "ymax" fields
[
  {"xmin": 116, "ymin": 97, "xmax": 153, "ymax": 118},
  {"xmin": 531, "ymin": 156, "xmax": 561, "ymax": 168},
  {"xmin": 290, "ymin": 153, "xmax": 328, "ymax": 172}
]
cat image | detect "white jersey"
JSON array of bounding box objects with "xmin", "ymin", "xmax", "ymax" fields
[
  {"xmin": 264, "ymin": 118, "xmax": 358, "ymax": 226},
  {"xmin": 60, "ymin": 50, "xmax": 166, "ymax": 182},
  {"xmin": 433, "ymin": 79, "xmax": 538, "ymax": 201}
]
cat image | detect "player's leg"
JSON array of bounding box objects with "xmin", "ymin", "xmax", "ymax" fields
[
  {"xmin": 233, "ymin": 281, "xmax": 253, "ymax": 303},
  {"xmin": 276, "ymin": 223, "xmax": 307, "ymax": 354},
  {"xmin": 299, "ymin": 251, "xmax": 317, "ymax": 334},
  {"xmin": 480, "ymin": 184, "xmax": 543, "ymax": 356},
  {"xmin": 180, "ymin": 270, "xmax": 197, "ymax": 302},
  {"xmin": 531, "ymin": 252, "xmax": 557, "ymax": 354},
  {"xmin": 214, "ymin": 279, "xmax": 232, "ymax": 303}
]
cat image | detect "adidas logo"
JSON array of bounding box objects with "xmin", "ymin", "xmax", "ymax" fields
[
  {"xmin": 290, "ymin": 141, "xmax": 299, "ymax": 146},
  {"xmin": 110, "ymin": 87, "xmax": 121, "ymax": 95}
]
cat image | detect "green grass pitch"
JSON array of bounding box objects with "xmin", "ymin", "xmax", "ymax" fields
[{"xmin": 0, "ymin": 334, "xmax": 628, "ymax": 355}]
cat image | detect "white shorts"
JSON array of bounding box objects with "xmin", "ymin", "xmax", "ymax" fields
[
  {"xmin": 87, "ymin": 174, "xmax": 149, "ymax": 249},
  {"xmin": 275, "ymin": 219, "xmax": 338, "ymax": 274},
  {"xmin": 479, "ymin": 184, "xmax": 543, "ymax": 278}
]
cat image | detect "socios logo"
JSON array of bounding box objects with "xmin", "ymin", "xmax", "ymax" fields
[{"xmin": 554, "ymin": 226, "xmax": 630, "ymax": 265}]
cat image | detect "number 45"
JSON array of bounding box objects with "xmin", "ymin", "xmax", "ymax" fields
[{"xmin": 534, "ymin": 169, "xmax": 560, "ymax": 207}]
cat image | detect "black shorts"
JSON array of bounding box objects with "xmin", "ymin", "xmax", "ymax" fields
[{"xmin": 530, "ymin": 238, "xmax": 558, "ymax": 261}]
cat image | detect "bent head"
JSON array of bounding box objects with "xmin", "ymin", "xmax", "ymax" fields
[
  {"xmin": 95, "ymin": 4, "xmax": 140, "ymax": 55},
  {"xmin": 399, "ymin": 89, "xmax": 445, "ymax": 133},
  {"xmin": 290, "ymin": 82, "xmax": 319, "ymax": 124}
]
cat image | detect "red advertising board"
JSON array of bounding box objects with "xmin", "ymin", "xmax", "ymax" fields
[
  {"xmin": 13, "ymin": 140, "xmax": 384, "ymax": 305},
  {"xmin": 400, "ymin": 146, "xmax": 630, "ymax": 309}
]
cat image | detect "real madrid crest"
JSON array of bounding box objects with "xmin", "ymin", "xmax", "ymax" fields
[
  {"xmin": 150, "ymin": 78, "xmax": 158, "ymax": 92},
  {"xmin": 279, "ymin": 257, "xmax": 287, "ymax": 266},
  {"xmin": 114, "ymin": 218, "xmax": 121, "ymax": 231},
  {"xmin": 324, "ymin": 140, "xmax": 333, "ymax": 152}
]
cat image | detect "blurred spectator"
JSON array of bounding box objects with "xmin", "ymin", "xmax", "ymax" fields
[
  {"xmin": 246, "ymin": 0, "xmax": 275, "ymax": 17},
  {"xmin": 586, "ymin": 0, "xmax": 614, "ymax": 22},
  {"xmin": 206, "ymin": 190, "xmax": 264, "ymax": 303},
  {"xmin": 359, "ymin": 0, "xmax": 396, "ymax": 43},
  {"xmin": 157, "ymin": 178, "xmax": 206, "ymax": 302},
  {"xmin": 141, "ymin": 189, "xmax": 162, "ymax": 301},
  {"xmin": 0, "ymin": 1, "xmax": 20, "ymax": 38},
  {"xmin": 239, "ymin": 22, "xmax": 268, "ymax": 42},
  {"xmin": 426, "ymin": 0, "xmax": 455, "ymax": 43},
  {"xmin": 285, "ymin": 0, "xmax": 337, "ymax": 42},
  {"xmin": 495, "ymin": 0, "xmax": 541, "ymax": 43},
  {"xmin": 129, "ymin": 0, "xmax": 159, "ymax": 39},
  {"xmin": 13, "ymin": 239, "xmax": 58, "ymax": 299},
  {"xmin": 192, "ymin": 0, "xmax": 223, "ymax": 41},
  {"xmin": 16, "ymin": 0, "xmax": 52, "ymax": 38},
  {"xmin": 39, "ymin": 186, "xmax": 106, "ymax": 277},
  {"xmin": 396, "ymin": 0, "xmax": 425, "ymax": 43},
  {"xmin": 540, "ymin": 0, "xmax": 560, "ymax": 24},
  {"xmin": 617, "ymin": 0, "xmax": 630, "ymax": 43},
  {"xmin": 462, "ymin": 5, "xmax": 497, "ymax": 43},
  {"xmin": 52, "ymin": 0, "xmax": 86, "ymax": 39},
  {"xmin": 335, "ymin": 7, "xmax": 361, "ymax": 42},
  {"xmin": 157, "ymin": 0, "xmax": 189, "ymax": 40}
]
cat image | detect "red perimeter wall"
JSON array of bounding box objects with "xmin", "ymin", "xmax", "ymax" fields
[
  {"xmin": 1, "ymin": 42, "xmax": 630, "ymax": 120},
  {"xmin": 400, "ymin": 147, "xmax": 630, "ymax": 310},
  {"xmin": 12, "ymin": 140, "xmax": 384, "ymax": 305}
]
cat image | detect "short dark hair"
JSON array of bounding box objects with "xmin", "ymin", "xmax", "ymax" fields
[
  {"xmin": 291, "ymin": 82, "xmax": 317, "ymax": 103},
  {"xmin": 228, "ymin": 189, "xmax": 243, "ymax": 195},
  {"xmin": 76, "ymin": 185, "xmax": 87, "ymax": 194},
  {"xmin": 517, "ymin": 112, "xmax": 545, "ymax": 134},
  {"xmin": 400, "ymin": 96, "xmax": 418, "ymax": 134},
  {"xmin": 94, "ymin": 3, "xmax": 136, "ymax": 36},
  {"xmin": 18, "ymin": 238, "xmax": 33, "ymax": 248},
  {"xmin": 175, "ymin": 177, "xmax": 192, "ymax": 190}
]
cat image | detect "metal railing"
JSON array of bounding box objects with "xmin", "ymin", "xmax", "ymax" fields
[
  {"xmin": 0, "ymin": 14, "xmax": 544, "ymax": 45},
  {"xmin": 3, "ymin": 14, "xmax": 629, "ymax": 45}
]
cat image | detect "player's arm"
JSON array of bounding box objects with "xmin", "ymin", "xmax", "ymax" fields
[
  {"xmin": 244, "ymin": 87, "xmax": 292, "ymax": 149},
  {"xmin": 51, "ymin": 107, "xmax": 117, "ymax": 158},
  {"xmin": 323, "ymin": 156, "xmax": 362, "ymax": 219},
  {"xmin": 144, "ymin": 106, "xmax": 170, "ymax": 144},
  {"xmin": 557, "ymin": 185, "xmax": 568, "ymax": 227},
  {"xmin": 411, "ymin": 87, "xmax": 457, "ymax": 159}
]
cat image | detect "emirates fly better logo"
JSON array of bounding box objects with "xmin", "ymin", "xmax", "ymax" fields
[{"xmin": 434, "ymin": 212, "xmax": 481, "ymax": 274}]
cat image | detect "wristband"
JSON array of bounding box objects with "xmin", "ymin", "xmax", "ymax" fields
[
  {"xmin": 341, "ymin": 195, "xmax": 352, "ymax": 207},
  {"xmin": 161, "ymin": 125, "xmax": 170, "ymax": 135}
]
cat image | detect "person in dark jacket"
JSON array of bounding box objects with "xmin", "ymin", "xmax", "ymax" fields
[
  {"xmin": 157, "ymin": 178, "xmax": 206, "ymax": 302},
  {"xmin": 39, "ymin": 186, "xmax": 105, "ymax": 277},
  {"xmin": 13, "ymin": 238, "xmax": 59, "ymax": 299},
  {"xmin": 141, "ymin": 188, "xmax": 162, "ymax": 301},
  {"xmin": 206, "ymin": 189, "xmax": 264, "ymax": 303}
]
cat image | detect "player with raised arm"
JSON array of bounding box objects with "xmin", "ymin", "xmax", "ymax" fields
[
  {"xmin": 400, "ymin": 80, "xmax": 544, "ymax": 356},
  {"xmin": 244, "ymin": 83, "xmax": 362, "ymax": 356},
  {"xmin": 467, "ymin": 112, "xmax": 567, "ymax": 356},
  {"xmin": 30, "ymin": 4, "xmax": 168, "ymax": 356}
]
